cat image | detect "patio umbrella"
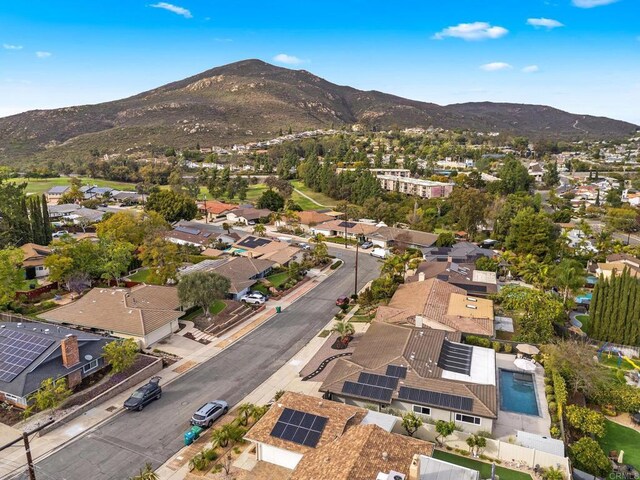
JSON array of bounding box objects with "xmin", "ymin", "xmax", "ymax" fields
[
  {"xmin": 516, "ymin": 344, "xmax": 540, "ymax": 355},
  {"xmin": 514, "ymin": 358, "xmax": 537, "ymax": 372}
]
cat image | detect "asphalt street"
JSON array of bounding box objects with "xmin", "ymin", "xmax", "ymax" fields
[{"xmin": 11, "ymin": 247, "xmax": 380, "ymax": 480}]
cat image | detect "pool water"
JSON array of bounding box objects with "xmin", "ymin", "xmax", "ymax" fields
[{"xmin": 499, "ymin": 369, "xmax": 540, "ymax": 416}]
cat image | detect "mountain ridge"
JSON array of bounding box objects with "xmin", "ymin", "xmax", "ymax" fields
[{"xmin": 0, "ymin": 59, "xmax": 636, "ymax": 164}]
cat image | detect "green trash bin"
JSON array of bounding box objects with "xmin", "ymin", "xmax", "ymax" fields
[
  {"xmin": 276, "ymin": 306, "xmax": 282, "ymax": 313},
  {"xmin": 191, "ymin": 425, "xmax": 203, "ymax": 440}
]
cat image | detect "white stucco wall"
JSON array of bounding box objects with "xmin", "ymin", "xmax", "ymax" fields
[{"xmin": 258, "ymin": 443, "xmax": 303, "ymax": 470}]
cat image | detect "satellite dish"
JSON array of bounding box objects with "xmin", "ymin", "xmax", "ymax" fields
[{"xmin": 84, "ymin": 355, "xmax": 93, "ymax": 361}]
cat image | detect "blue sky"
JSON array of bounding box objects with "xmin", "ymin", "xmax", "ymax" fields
[{"xmin": 1, "ymin": 0, "xmax": 639, "ymax": 124}]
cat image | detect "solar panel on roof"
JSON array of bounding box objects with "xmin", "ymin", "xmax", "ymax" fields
[
  {"xmin": 398, "ymin": 386, "xmax": 473, "ymax": 412},
  {"xmin": 341, "ymin": 381, "xmax": 394, "ymax": 403},
  {"xmin": 237, "ymin": 236, "xmax": 272, "ymax": 249},
  {"xmin": 269, "ymin": 407, "xmax": 328, "ymax": 448},
  {"xmin": 0, "ymin": 329, "xmax": 54, "ymax": 383},
  {"xmin": 357, "ymin": 372, "xmax": 399, "ymax": 390},
  {"xmin": 337, "ymin": 221, "xmax": 357, "ymax": 229},
  {"xmin": 438, "ymin": 339, "xmax": 473, "ymax": 375},
  {"xmin": 386, "ymin": 365, "xmax": 407, "ymax": 378},
  {"xmin": 174, "ymin": 226, "xmax": 201, "ymax": 236}
]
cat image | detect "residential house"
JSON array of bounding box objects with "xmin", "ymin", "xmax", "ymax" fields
[
  {"xmin": 375, "ymin": 279, "xmax": 494, "ymax": 337},
  {"xmin": 244, "ymin": 391, "xmax": 434, "ymax": 478},
  {"xmin": 528, "ymin": 162, "xmax": 544, "ymax": 183},
  {"xmin": 311, "ymin": 219, "xmax": 379, "ymax": 242},
  {"xmin": 179, "ymin": 257, "xmax": 275, "ymax": 300},
  {"xmin": 0, "ymin": 321, "xmax": 111, "ymax": 408},
  {"xmin": 80, "ymin": 185, "xmax": 116, "ymax": 200},
  {"xmin": 596, "ymin": 253, "xmax": 640, "ymax": 279},
  {"xmin": 40, "ymin": 285, "xmax": 183, "ymax": 347},
  {"xmin": 320, "ymin": 322, "xmax": 498, "ymax": 433},
  {"xmin": 67, "ymin": 207, "xmax": 105, "ymax": 225},
  {"xmin": 167, "ymin": 220, "xmax": 244, "ymax": 249},
  {"xmin": 48, "ymin": 203, "xmax": 81, "ymax": 220},
  {"xmin": 112, "ymin": 191, "xmax": 145, "ymax": 205},
  {"xmin": 20, "ymin": 243, "xmax": 52, "ymax": 279},
  {"xmin": 422, "ymin": 242, "xmax": 495, "ymax": 263},
  {"xmin": 197, "ymin": 200, "xmax": 238, "ymax": 222},
  {"xmin": 45, "ymin": 186, "xmax": 69, "ymax": 204},
  {"xmin": 377, "ymin": 175, "xmax": 454, "ymax": 199},
  {"xmin": 230, "ymin": 236, "xmax": 302, "ymax": 266},
  {"xmin": 294, "ymin": 210, "xmax": 334, "ymax": 232},
  {"xmin": 226, "ymin": 206, "xmax": 271, "ymax": 225},
  {"xmin": 368, "ymin": 227, "xmax": 438, "ymax": 250},
  {"xmin": 406, "ymin": 262, "xmax": 498, "ymax": 297}
]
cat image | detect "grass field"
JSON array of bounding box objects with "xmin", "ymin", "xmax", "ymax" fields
[
  {"xmin": 432, "ymin": 451, "xmax": 532, "ymax": 480},
  {"xmin": 575, "ymin": 314, "xmax": 590, "ymax": 333},
  {"xmin": 213, "ymin": 182, "xmax": 329, "ymax": 210},
  {"xmin": 598, "ymin": 353, "xmax": 637, "ymax": 371},
  {"xmin": 291, "ymin": 181, "xmax": 336, "ymax": 207},
  {"xmin": 599, "ymin": 420, "xmax": 640, "ymax": 469},
  {"xmin": 127, "ymin": 268, "xmax": 165, "ymax": 285},
  {"xmin": 9, "ymin": 177, "xmax": 138, "ymax": 195},
  {"xmin": 266, "ymin": 272, "xmax": 289, "ymax": 288}
]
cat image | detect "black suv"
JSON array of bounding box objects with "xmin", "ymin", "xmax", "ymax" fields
[{"xmin": 124, "ymin": 376, "xmax": 162, "ymax": 411}]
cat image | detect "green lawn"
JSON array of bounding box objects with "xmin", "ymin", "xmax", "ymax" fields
[
  {"xmin": 9, "ymin": 177, "xmax": 138, "ymax": 195},
  {"xmin": 433, "ymin": 451, "xmax": 532, "ymax": 480},
  {"xmin": 350, "ymin": 314, "xmax": 372, "ymax": 323},
  {"xmin": 575, "ymin": 314, "xmax": 590, "ymax": 333},
  {"xmin": 266, "ymin": 272, "xmax": 289, "ymax": 288},
  {"xmin": 209, "ymin": 299, "xmax": 226, "ymax": 316},
  {"xmin": 599, "ymin": 420, "xmax": 640, "ymax": 469},
  {"xmin": 325, "ymin": 236, "xmax": 358, "ymax": 246},
  {"xmin": 597, "ymin": 352, "xmax": 639, "ymax": 371},
  {"xmin": 251, "ymin": 283, "xmax": 270, "ymax": 296},
  {"xmin": 127, "ymin": 268, "xmax": 164, "ymax": 285},
  {"xmin": 211, "ymin": 182, "xmax": 327, "ymax": 210},
  {"xmin": 291, "ymin": 181, "xmax": 336, "ymax": 208}
]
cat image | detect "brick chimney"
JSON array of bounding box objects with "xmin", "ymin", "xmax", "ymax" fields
[
  {"xmin": 61, "ymin": 334, "xmax": 80, "ymax": 368},
  {"xmin": 408, "ymin": 454, "xmax": 420, "ymax": 480},
  {"xmin": 418, "ymin": 272, "xmax": 425, "ymax": 282}
]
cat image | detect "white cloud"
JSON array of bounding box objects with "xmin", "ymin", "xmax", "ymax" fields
[
  {"xmin": 149, "ymin": 2, "xmax": 192, "ymax": 18},
  {"xmin": 35, "ymin": 51, "xmax": 52, "ymax": 58},
  {"xmin": 522, "ymin": 65, "xmax": 540, "ymax": 73},
  {"xmin": 480, "ymin": 62, "xmax": 512, "ymax": 71},
  {"xmin": 2, "ymin": 44, "xmax": 23, "ymax": 50},
  {"xmin": 526, "ymin": 18, "xmax": 564, "ymax": 29},
  {"xmin": 273, "ymin": 53, "xmax": 305, "ymax": 65},
  {"xmin": 572, "ymin": 0, "xmax": 618, "ymax": 7},
  {"xmin": 433, "ymin": 22, "xmax": 508, "ymax": 41}
]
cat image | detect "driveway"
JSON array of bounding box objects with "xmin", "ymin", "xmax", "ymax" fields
[{"xmin": 10, "ymin": 247, "xmax": 380, "ymax": 480}]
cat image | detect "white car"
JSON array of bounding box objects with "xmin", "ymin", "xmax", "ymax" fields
[
  {"xmin": 241, "ymin": 293, "xmax": 266, "ymax": 305},
  {"xmin": 52, "ymin": 230, "xmax": 69, "ymax": 238}
]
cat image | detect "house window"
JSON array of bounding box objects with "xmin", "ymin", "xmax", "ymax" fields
[
  {"xmin": 83, "ymin": 359, "xmax": 99, "ymax": 373},
  {"xmin": 412, "ymin": 405, "xmax": 431, "ymax": 416},
  {"xmin": 4, "ymin": 393, "xmax": 21, "ymax": 403},
  {"xmin": 455, "ymin": 413, "xmax": 481, "ymax": 425}
]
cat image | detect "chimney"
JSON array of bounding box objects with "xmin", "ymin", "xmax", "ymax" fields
[
  {"xmin": 382, "ymin": 452, "xmax": 389, "ymax": 462},
  {"xmin": 408, "ymin": 454, "xmax": 420, "ymax": 480},
  {"xmin": 418, "ymin": 272, "xmax": 425, "ymax": 282},
  {"xmin": 61, "ymin": 334, "xmax": 80, "ymax": 368},
  {"xmin": 415, "ymin": 315, "xmax": 424, "ymax": 328}
]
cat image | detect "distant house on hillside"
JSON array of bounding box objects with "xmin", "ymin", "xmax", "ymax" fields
[{"xmin": 45, "ymin": 186, "xmax": 69, "ymax": 204}]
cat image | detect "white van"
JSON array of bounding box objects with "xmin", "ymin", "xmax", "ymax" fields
[{"xmin": 370, "ymin": 248, "xmax": 390, "ymax": 259}]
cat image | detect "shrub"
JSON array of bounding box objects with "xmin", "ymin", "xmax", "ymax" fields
[
  {"xmin": 330, "ymin": 260, "xmax": 343, "ymax": 270},
  {"xmin": 565, "ymin": 405, "xmax": 606, "ymax": 438},
  {"xmin": 204, "ymin": 448, "xmax": 218, "ymax": 462},
  {"xmin": 548, "ymin": 402, "xmax": 557, "ymax": 414},
  {"xmin": 504, "ymin": 343, "xmax": 513, "ymax": 354},
  {"xmin": 465, "ymin": 335, "xmax": 491, "ymax": 348},
  {"xmin": 550, "ymin": 424, "xmax": 561, "ymax": 439},
  {"xmin": 546, "ymin": 394, "xmax": 556, "ymax": 403},
  {"xmin": 569, "ymin": 437, "xmax": 611, "ymax": 477},
  {"xmin": 544, "ymin": 377, "xmax": 553, "ymax": 386},
  {"xmin": 545, "ymin": 385, "xmax": 554, "ymax": 395},
  {"xmin": 492, "ymin": 341, "xmax": 501, "ymax": 352}
]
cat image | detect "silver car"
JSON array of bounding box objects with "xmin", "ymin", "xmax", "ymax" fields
[{"xmin": 190, "ymin": 400, "xmax": 228, "ymax": 428}]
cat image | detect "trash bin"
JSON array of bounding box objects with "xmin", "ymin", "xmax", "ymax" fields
[
  {"xmin": 276, "ymin": 306, "xmax": 282, "ymax": 313},
  {"xmin": 184, "ymin": 430, "xmax": 196, "ymax": 446},
  {"xmin": 191, "ymin": 426, "xmax": 203, "ymax": 439}
]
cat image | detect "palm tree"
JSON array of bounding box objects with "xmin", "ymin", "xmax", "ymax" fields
[
  {"xmin": 332, "ymin": 319, "xmax": 355, "ymax": 344},
  {"xmin": 237, "ymin": 403, "xmax": 255, "ymax": 426},
  {"xmin": 253, "ymin": 224, "xmax": 266, "ymax": 237},
  {"xmin": 269, "ymin": 211, "xmax": 283, "ymax": 226},
  {"xmin": 211, "ymin": 423, "xmax": 245, "ymax": 448},
  {"xmin": 552, "ymin": 258, "xmax": 586, "ymax": 305},
  {"xmin": 130, "ymin": 463, "xmax": 158, "ymax": 480},
  {"xmin": 222, "ymin": 222, "xmax": 231, "ymax": 234},
  {"xmin": 309, "ymin": 233, "xmax": 328, "ymax": 264}
]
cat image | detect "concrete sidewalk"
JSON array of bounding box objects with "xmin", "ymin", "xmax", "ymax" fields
[{"xmin": 0, "ymin": 265, "xmax": 338, "ymax": 479}]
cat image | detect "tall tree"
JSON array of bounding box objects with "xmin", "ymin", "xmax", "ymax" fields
[
  {"xmin": 0, "ymin": 247, "xmax": 24, "ymax": 308},
  {"xmin": 145, "ymin": 190, "xmax": 197, "ymax": 223},
  {"xmin": 505, "ymin": 207, "xmax": 558, "ymax": 262},
  {"xmin": 177, "ymin": 271, "xmax": 231, "ymax": 317},
  {"xmin": 497, "ymin": 156, "xmax": 533, "ymax": 194},
  {"xmin": 102, "ymin": 338, "xmax": 139, "ymax": 374},
  {"xmin": 551, "ymin": 259, "xmax": 586, "ymax": 306},
  {"xmin": 447, "ymin": 187, "xmax": 488, "ymax": 236},
  {"xmin": 0, "ymin": 179, "xmax": 32, "ymax": 247},
  {"xmin": 138, "ymin": 237, "xmax": 181, "ymax": 285}
]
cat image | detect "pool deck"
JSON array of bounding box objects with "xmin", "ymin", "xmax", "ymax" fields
[{"xmin": 493, "ymin": 353, "xmax": 551, "ymax": 441}]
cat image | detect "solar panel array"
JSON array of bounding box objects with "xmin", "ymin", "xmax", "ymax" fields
[
  {"xmin": 238, "ymin": 236, "xmax": 272, "ymax": 249},
  {"xmin": 337, "ymin": 221, "xmax": 357, "ymax": 229},
  {"xmin": 386, "ymin": 364, "xmax": 407, "ymax": 378},
  {"xmin": 357, "ymin": 372, "xmax": 399, "ymax": 390},
  {"xmin": 398, "ymin": 386, "xmax": 474, "ymax": 412},
  {"xmin": 174, "ymin": 226, "xmax": 201, "ymax": 236},
  {"xmin": 342, "ymin": 381, "xmax": 393, "ymax": 403},
  {"xmin": 0, "ymin": 329, "xmax": 54, "ymax": 382},
  {"xmin": 270, "ymin": 408, "xmax": 328, "ymax": 448},
  {"xmin": 438, "ymin": 339, "xmax": 473, "ymax": 375}
]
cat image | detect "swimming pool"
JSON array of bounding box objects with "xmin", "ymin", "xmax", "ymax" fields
[{"xmin": 499, "ymin": 369, "xmax": 540, "ymax": 416}]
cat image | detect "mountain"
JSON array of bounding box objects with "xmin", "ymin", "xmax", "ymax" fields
[{"xmin": 0, "ymin": 59, "xmax": 637, "ymax": 164}]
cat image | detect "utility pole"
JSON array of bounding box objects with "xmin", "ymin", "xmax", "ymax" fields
[
  {"xmin": 354, "ymin": 241, "xmax": 359, "ymax": 297},
  {"xmin": 0, "ymin": 419, "xmax": 54, "ymax": 480}
]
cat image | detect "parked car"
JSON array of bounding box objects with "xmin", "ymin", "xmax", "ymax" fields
[
  {"xmin": 370, "ymin": 247, "xmax": 390, "ymax": 259},
  {"xmin": 298, "ymin": 242, "xmax": 311, "ymax": 250},
  {"xmin": 360, "ymin": 241, "xmax": 373, "ymax": 249},
  {"xmin": 241, "ymin": 292, "xmax": 267, "ymax": 305},
  {"xmin": 190, "ymin": 400, "xmax": 228, "ymax": 428},
  {"xmin": 52, "ymin": 230, "xmax": 69, "ymax": 238},
  {"xmin": 124, "ymin": 376, "xmax": 162, "ymax": 411},
  {"xmin": 336, "ymin": 295, "xmax": 349, "ymax": 307}
]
